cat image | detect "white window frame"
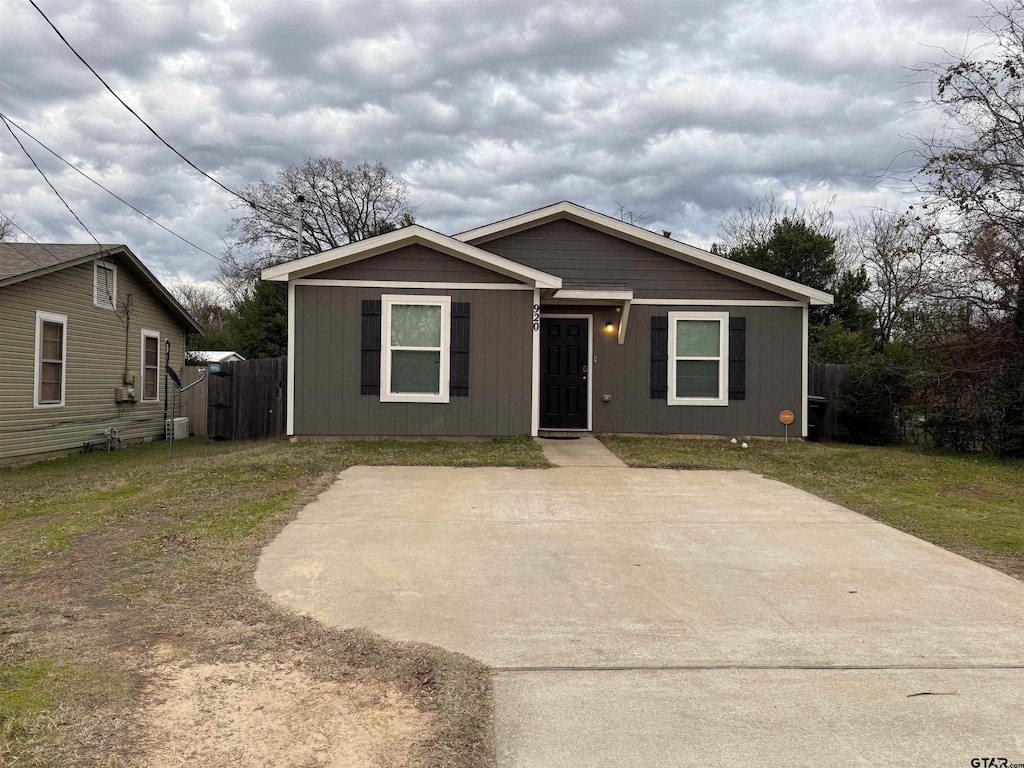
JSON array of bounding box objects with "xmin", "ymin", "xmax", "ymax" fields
[
  {"xmin": 141, "ymin": 329, "xmax": 160, "ymax": 403},
  {"xmin": 667, "ymin": 310, "xmax": 729, "ymax": 407},
  {"xmin": 380, "ymin": 294, "xmax": 451, "ymax": 404},
  {"xmin": 93, "ymin": 260, "xmax": 118, "ymax": 310},
  {"xmin": 34, "ymin": 311, "xmax": 68, "ymax": 409}
]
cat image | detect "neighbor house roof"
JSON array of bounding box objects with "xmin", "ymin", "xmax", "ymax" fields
[
  {"xmin": 190, "ymin": 350, "xmax": 245, "ymax": 363},
  {"xmin": 261, "ymin": 224, "xmax": 563, "ymax": 288},
  {"xmin": 454, "ymin": 201, "xmax": 835, "ymax": 306},
  {"xmin": 0, "ymin": 242, "xmax": 204, "ymax": 332}
]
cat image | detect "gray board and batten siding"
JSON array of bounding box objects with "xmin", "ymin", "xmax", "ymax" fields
[
  {"xmin": 542, "ymin": 304, "xmax": 804, "ymax": 438},
  {"xmin": 472, "ymin": 218, "xmax": 793, "ymax": 301},
  {"xmin": 292, "ymin": 284, "xmax": 533, "ymax": 436},
  {"xmin": 310, "ymin": 244, "xmax": 521, "ymax": 283}
]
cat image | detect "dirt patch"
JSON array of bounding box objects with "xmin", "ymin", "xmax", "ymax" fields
[
  {"xmin": 937, "ymin": 482, "xmax": 1009, "ymax": 499},
  {"xmin": 138, "ymin": 657, "xmax": 432, "ymax": 768}
]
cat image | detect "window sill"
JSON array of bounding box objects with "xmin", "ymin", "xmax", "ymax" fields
[
  {"xmin": 380, "ymin": 393, "xmax": 451, "ymax": 404},
  {"xmin": 667, "ymin": 399, "xmax": 728, "ymax": 407},
  {"xmin": 33, "ymin": 402, "xmax": 65, "ymax": 409}
]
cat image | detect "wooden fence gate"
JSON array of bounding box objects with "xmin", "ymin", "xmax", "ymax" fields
[
  {"xmin": 206, "ymin": 356, "xmax": 287, "ymax": 441},
  {"xmin": 808, "ymin": 362, "xmax": 851, "ymax": 441}
]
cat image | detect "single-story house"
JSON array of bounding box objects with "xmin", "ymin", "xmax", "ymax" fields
[
  {"xmin": 190, "ymin": 350, "xmax": 246, "ymax": 363},
  {"xmin": 262, "ymin": 201, "xmax": 832, "ymax": 439},
  {"xmin": 0, "ymin": 243, "xmax": 202, "ymax": 461}
]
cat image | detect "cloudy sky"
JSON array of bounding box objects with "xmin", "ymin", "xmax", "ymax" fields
[{"xmin": 0, "ymin": 0, "xmax": 981, "ymax": 285}]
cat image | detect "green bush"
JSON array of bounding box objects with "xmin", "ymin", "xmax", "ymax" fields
[
  {"xmin": 997, "ymin": 352, "xmax": 1024, "ymax": 457},
  {"xmin": 835, "ymin": 361, "xmax": 911, "ymax": 445}
]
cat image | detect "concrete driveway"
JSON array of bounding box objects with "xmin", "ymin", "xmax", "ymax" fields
[{"xmin": 257, "ymin": 460, "xmax": 1024, "ymax": 766}]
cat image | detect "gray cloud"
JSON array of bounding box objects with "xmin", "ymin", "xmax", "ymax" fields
[{"xmin": 0, "ymin": 0, "xmax": 979, "ymax": 283}]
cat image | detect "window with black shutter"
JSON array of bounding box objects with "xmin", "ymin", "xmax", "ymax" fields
[
  {"xmin": 360, "ymin": 299, "xmax": 381, "ymax": 395},
  {"xmin": 728, "ymin": 317, "xmax": 746, "ymax": 401},
  {"xmin": 650, "ymin": 315, "xmax": 668, "ymax": 399}
]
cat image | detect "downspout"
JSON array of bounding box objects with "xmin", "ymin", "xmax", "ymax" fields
[{"xmin": 164, "ymin": 338, "xmax": 170, "ymax": 429}]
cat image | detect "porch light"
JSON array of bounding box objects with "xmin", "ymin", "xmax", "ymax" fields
[{"xmin": 605, "ymin": 321, "xmax": 615, "ymax": 332}]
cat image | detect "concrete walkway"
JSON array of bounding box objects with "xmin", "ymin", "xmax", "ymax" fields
[
  {"xmin": 537, "ymin": 436, "xmax": 626, "ymax": 467},
  {"xmin": 256, "ymin": 466, "xmax": 1024, "ymax": 767}
]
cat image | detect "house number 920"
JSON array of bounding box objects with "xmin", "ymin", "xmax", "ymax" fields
[{"xmin": 532, "ymin": 304, "xmax": 541, "ymax": 330}]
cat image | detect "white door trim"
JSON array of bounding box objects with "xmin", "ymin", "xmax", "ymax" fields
[
  {"xmin": 539, "ymin": 313, "xmax": 593, "ymax": 432},
  {"xmin": 531, "ymin": 290, "xmax": 540, "ymax": 436}
]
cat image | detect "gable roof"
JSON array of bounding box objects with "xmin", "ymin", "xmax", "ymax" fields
[
  {"xmin": 0, "ymin": 242, "xmax": 203, "ymax": 332},
  {"xmin": 260, "ymin": 224, "xmax": 562, "ymax": 288},
  {"xmin": 455, "ymin": 201, "xmax": 834, "ymax": 305}
]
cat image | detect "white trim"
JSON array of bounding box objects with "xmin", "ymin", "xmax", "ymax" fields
[
  {"xmin": 631, "ymin": 298, "xmax": 805, "ymax": 307},
  {"xmin": 291, "ymin": 278, "xmax": 532, "ymax": 290},
  {"xmin": 539, "ymin": 313, "xmax": 593, "ymax": 431},
  {"xmin": 33, "ymin": 310, "xmax": 67, "ymax": 409},
  {"xmin": 93, "ymin": 260, "xmax": 118, "ymax": 310},
  {"xmin": 617, "ymin": 300, "xmax": 631, "ymax": 345},
  {"xmin": 667, "ymin": 311, "xmax": 729, "ymax": 407},
  {"xmin": 287, "ymin": 281, "xmax": 295, "ymax": 436},
  {"xmin": 140, "ymin": 328, "xmax": 160, "ymax": 402},
  {"xmin": 455, "ymin": 202, "xmax": 833, "ymax": 305},
  {"xmin": 261, "ymin": 225, "xmax": 562, "ymax": 289},
  {"xmin": 380, "ymin": 294, "xmax": 451, "ymax": 404},
  {"xmin": 531, "ymin": 289, "xmax": 540, "ymax": 437},
  {"xmin": 802, "ymin": 306, "xmax": 809, "ymax": 438},
  {"xmin": 552, "ymin": 288, "xmax": 633, "ymax": 301}
]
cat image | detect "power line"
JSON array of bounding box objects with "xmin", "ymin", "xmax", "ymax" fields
[
  {"xmin": 28, "ymin": 0, "xmax": 258, "ymax": 210},
  {"xmin": 1, "ymin": 115, "xmax": 124, "ymax": 326},
  {"xmin": 0, "ymin": 111, "xmax": 227, "ymax": 266}
]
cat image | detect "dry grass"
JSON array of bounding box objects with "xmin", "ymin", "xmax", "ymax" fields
[{"xmin": 0, "ymin": 436, "xmax": 546, "ymax": 767}]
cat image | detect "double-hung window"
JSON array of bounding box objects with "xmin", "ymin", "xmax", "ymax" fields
[
  {"xmin": 380, "ymin": 295, "xmax": 450, "ymax": 403},
  {"xmin": 667, "ymin": 311, "xmax": 728, "ymax": 406},
  {"xmin": 34, "ymin": 311, "xmax": 67, "ymax": 408},
  {"xmin": 93, "ymin": 260, "xmax": 117, "ymax": 310},
  {"xmin": 141, "ymin": 329, "xmax": 160, "ymax": 402}
]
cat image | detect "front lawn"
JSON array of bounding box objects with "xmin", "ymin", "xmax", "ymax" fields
[
  {"xmin": 0, "ymin": 437, "xmax": 545, "ymax": 766},
  {"xmin": 599, "ymin": 436, "xmax": 1024, "ymax": 579}
]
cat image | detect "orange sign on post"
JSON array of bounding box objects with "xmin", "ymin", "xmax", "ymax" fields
[{"xmin": 779, "ymin": 409, "xmax": 795, "ymax": 443}]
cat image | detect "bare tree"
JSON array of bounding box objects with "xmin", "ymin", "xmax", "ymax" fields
[
  {"xmin": 909, "ymin": 0, "xmax": 1024, "ymax": 341},
  {"xmin": 222, "ymin": 157, "xmax": 416, "ymax": 286},
  {"xmin": 614, "ymin": 202, "xmax": 652, "ymax": 227},
  {"xmin": 849, "ymin": 207, "xmax": 937, "ymax": 344},
  {"xmin": 715, "ymin": 191, "xmax": 843, "ymax": 255},
  {"xmin": 0, "ymin": 210, "xmax": 20, "ymax": 241}
]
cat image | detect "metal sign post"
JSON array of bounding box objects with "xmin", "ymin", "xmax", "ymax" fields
[{"xmin": 779, "ymin": 409, "xmax": 795, "ymax": 443}]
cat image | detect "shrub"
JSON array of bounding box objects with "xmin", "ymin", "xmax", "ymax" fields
[{"xmin": 835, "ymin": 361, "xmax": 912, "ymax": 445}]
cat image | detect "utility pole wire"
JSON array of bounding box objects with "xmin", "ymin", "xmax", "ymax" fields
[
  {"xmin": 1, "ymin": 113, "xmax": 125, "ymax": 328},
  {"xmin": 0, "ymin": 111, "xmax": 228, "ymax": 266},
  {"xmin": 28, "ymin": 0, "xmax": 264, "ymax": 213}
]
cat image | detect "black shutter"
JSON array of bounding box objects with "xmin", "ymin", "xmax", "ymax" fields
[
  {"xmin": 450, "ymin": 302, "xmax": 470, "ymax": 396},
  {"xmin": 728, "ymin": 316, "xmax": 746, "ymax": 401},
  {"xmin": 650, "ymin": 315, "xmax": 668, "ymax": 399},
  {"xmin": 360, "ymin": 299, "xmax": 381, "ymax": 395}
]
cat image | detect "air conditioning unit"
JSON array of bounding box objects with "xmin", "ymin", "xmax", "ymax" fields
[{"xmin": 165, "ymin": 417, "xmax": 188, "ymax": 440}]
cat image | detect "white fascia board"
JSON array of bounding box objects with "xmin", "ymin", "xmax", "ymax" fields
[
  {"xmin": 456, "ymin": 202, "xmax": 833, "ymax": 305},
  {"xmin": 552, "ymin": 288, "xmax": 633, "ymax": 301},
  {"xmin": 261, "ymin": 225, "xmax": 562, "ymax": 289}
]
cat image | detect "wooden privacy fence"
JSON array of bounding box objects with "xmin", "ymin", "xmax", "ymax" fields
[
  {"xmin": 180, "ymin": 357, "xmax": 287, "ymax": 440},
  {"xmin": 180, "ymin": 366, "xmax": 209, "ymax": 437},
  {"xmin": 808, "ymin": 362, "xmax": 851, "ymax": 441}
]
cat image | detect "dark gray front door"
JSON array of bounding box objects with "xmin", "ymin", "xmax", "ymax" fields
[{"xmin": 540, "ymin": 317, "xmax": 589, "ymax": 429}]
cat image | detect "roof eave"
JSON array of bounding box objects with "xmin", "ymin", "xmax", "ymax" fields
[
  {"xmin": 456, "ymin": 201, "xmax": 833, "ymax": 305},
  {"xmin": 261, "ymin": 225, "xmax": 562, "ymax": 289}
]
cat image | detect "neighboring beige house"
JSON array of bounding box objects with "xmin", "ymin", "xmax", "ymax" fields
[
  {"xmin": 0, "ymin": 243, "xmax": 202, "ymax": 461},
  {"xmin": 190, "ymin": 350, "xmax": 245, "ymax": 363}
]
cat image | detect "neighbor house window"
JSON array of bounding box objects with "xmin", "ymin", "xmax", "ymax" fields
[
  {"xmin": 141, "ymin": 330, "xmax": 160, "ymax": 402},
  {"xmin": 93, "ymin": 260, "xmax": 117, "ymax": 310},
  {"xmin": 34, "ymin": 311, "xmax": 67, "ymax": 408},
  {"xmin": 667, "ymin": 311, "xmax": 728, "ymax": 406},
  {"xmin": 380, "ymin": 294, "xmax": 450, "ymax": 403}
]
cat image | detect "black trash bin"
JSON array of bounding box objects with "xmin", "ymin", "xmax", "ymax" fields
[{"xmin": 807, "ymin": 395, "xmax": 828, "ymax": 442}]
